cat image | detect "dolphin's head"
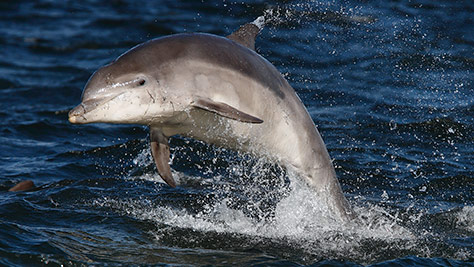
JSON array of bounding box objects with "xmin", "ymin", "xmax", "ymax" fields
[{"xmin": 68, "ymin": 48, "xmax": 177, "ymax": 125}]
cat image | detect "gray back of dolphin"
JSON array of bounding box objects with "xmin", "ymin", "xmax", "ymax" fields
[{"xmin": 69, "ymin": 18, "xmax": 354, "ymax": 221}]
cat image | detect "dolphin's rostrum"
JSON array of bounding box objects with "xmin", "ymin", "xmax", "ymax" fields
[{"xmin": 69, "ymin": 17, "xmax": 355, "ymax": 221}]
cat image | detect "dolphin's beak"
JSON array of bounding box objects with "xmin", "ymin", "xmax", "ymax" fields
[
  {"xmin": 68, "ymin": 104, "xmax": 86, "ymax": 124},
  {"xmin": 68, "ymin": 98, "xmax": 105, "ymax": 124},
  {"xmin": 69, "ymin": 91, "xmax": 128, "ymax": 124},
  {"xmin": 69, "ymin": 91, "xmax": 127, "ymax": 124}
]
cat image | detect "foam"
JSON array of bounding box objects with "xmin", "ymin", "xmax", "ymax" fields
[
  {"xmin": 91, "ymin": 143, "xmax": 422, "ymax": 261},
  {"xmin": 456, "ymin": 206, "xmax": 474, "ymax": 232},
  {"xmin": 94, "ymin": 156, "xmax": 417, "ymax": 261}
]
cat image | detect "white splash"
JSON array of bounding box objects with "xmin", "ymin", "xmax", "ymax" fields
[
  {"xmin": 251, "ymin": 16, "xmax": 266, "ymax": 30},
  {"xmin": 94, "ymin": 144, "xmax": 417, "ymax": 260},
  {"xmin": 456, "ymin": 206, "xmax": 474, "ymax": 232}
]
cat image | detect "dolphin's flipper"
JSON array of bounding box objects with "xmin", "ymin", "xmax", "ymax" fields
[
  {"xmin": 192, "ymin": 97, "xmax": 263, "ymax": 124},
  {"xmin": 227, "ymin": 16, "xmax": 265, "ymax": 51},
  {"xmin": 150, "ymin": 128, "xmax": 176, "ymax": 187}
]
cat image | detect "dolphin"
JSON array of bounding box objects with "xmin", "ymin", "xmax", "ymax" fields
[
  {"xmin": 8, "ymin": 180, "xmax": 35, "ymax": 192},
  {"xmin": 68, "ymin": 17, "xmax": 354, "ymax": 221}
]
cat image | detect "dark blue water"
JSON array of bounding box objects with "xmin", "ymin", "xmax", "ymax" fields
[{"xmin": 1, "ymin": 0, "xmax": 473, "ymax": 266}]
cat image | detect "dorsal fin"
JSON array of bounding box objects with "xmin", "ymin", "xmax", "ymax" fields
[{"xmin": 227, "ymin": 16, "xmax": 265, "ymax": 51}]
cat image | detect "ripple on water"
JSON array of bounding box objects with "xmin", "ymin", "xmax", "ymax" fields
[{"xmin": 0, "ymin": 0, "xmax": 473, "ymax": 265}]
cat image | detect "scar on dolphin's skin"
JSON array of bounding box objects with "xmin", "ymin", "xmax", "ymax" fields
[{"xmin": 68, "ymin": 16, "xmax": 355, "ymax": 221}]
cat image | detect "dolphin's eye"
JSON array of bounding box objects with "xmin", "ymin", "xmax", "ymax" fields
[{"xmin": 138, "ymin": 79, "xmax": 146, "ymax": 86}]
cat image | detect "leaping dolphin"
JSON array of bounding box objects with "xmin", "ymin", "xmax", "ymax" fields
[{"xmin": 69, "ymin": 17, "xmax": 354, "ymax": 221}]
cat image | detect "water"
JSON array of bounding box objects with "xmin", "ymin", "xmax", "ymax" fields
[{"xmin": 0, "ymin": 0, "xmax": 473, "ymax": 265}]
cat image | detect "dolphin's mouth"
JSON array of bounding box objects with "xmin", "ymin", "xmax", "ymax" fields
[
  {"xmin": 68, "ymin": 92, "xmax": 125, "ymax": 124},
  {"xmin": 68, "ymin": 100, "xmax": 97, "ymax": 123},
  {"xmin": 68, "ymin": 103, "xmax": 86, "ymax": 123}
]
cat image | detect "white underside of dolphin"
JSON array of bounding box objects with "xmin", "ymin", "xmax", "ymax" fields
[{"xmin": 69, "ymin": 16, "xmax": 355, "ymax": 221}]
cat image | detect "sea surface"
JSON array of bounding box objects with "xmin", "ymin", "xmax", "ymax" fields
[{"xmin": 0, "ymin": 0, "xmax": 473, "ymax": 266}]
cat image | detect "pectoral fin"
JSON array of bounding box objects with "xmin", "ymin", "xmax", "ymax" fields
[
  {"xmin": 150, "ymin": 128, "xmax": 176, "ymax": 188},
  {"xmin": 191, "ymin": 98, "xmax": 263, "ymax": 124}
]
